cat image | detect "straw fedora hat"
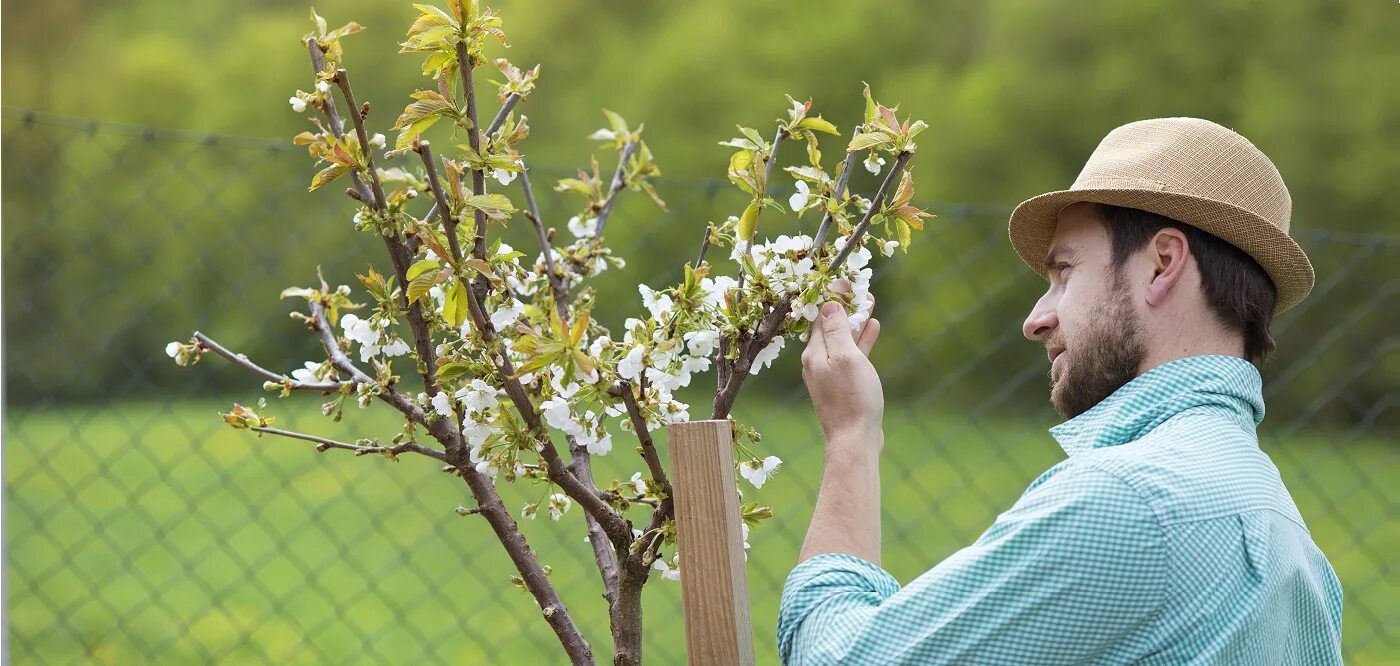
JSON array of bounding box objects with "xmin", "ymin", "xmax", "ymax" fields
[{"xmin": 1008, "ymin": 117, "xmax": 1313, "ymax": 313}]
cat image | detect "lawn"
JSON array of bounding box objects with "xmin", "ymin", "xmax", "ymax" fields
[{"xmin": 5, "ymin": 395, "xmax": 1395, "ymax": 663}]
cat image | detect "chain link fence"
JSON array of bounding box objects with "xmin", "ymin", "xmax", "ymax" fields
[{"xmin": 4, "ymin": 109, "xmax": 1396, "ymax": 663}]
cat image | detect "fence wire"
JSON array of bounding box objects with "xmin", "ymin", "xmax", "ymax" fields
[{"xmin": 4, "ymin": 110, "xmax": 1396, "ymax": 664}]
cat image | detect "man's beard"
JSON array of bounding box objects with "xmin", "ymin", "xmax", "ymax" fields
[{"xmin": 1049, "ymin": 275, "xmax": 1147, "ymax": 419}]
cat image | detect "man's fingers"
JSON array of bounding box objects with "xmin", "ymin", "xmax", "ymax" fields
[
  {"xmin": 820, "ymin": 302, "xmax": 858, "ymax": 357},
  {"xmin": 856, "ymin": 318, "xmax": 881, "ymax": 357}
]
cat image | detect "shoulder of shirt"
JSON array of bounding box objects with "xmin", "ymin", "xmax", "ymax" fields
[{"xmin": 1048, "ymin": 411, "xmax": 1305, "ymax": 529}]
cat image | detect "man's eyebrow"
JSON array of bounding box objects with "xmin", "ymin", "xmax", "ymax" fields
[{"xmin": 1043, "ymin": 246, "xmax": 1078, "ymax": 268}]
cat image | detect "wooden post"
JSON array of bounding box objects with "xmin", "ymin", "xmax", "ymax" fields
[{"xmin": 667, "ymin": 419, "xmax": 755, "ymax": 666}]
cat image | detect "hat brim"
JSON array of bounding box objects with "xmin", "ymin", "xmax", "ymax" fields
[{"xmin": 1008, "ymin": 188, "xmax": 1314, "ymax": 314}]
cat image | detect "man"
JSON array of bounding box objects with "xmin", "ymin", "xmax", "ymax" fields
[{"xmin": 780, "ymin": 117, "xmax": 1344, "ymax": 664}]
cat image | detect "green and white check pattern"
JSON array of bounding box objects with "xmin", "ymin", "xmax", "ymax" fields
[{"xmin": 778, "ymin": 356, "xmax": 1343, "ymax": 665}]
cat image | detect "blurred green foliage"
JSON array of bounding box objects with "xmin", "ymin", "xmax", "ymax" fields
[{"xmin": 2, "ymin": 0, "xmax": 1396, "ymax": 425}]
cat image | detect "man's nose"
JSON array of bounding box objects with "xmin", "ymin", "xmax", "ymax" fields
[{"xmin": 1022, "ymin": 295, "xmax": 1058, "ymax": 342}]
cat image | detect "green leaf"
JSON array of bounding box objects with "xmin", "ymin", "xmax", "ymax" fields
[
  {"xmin": 737, "ymin": 200, "xmax": 761, "ymax": 241},
  {"xmin": 847, "ymin": 132, "xmax": 894, "ymax": 152},
  {"xmin": 406, "ymin": 269, "xmax": 440, "ymax": 305},
  {"xmin": 309, "ymin": 164, "xmax": 349, "ymax": 191},
  {"xmin": 406, "ymin": 259, "xmax": 441, "ymax": 281},
  {"xmin": 444, "ymin": 280, "xmax": 469, "ymax": 328},
  {"xmin": 602, "ymin": 109, "xmax": 630, "ymax": 136},
  {"xmin": 460, "ymin": 193, "xmax": 517, "ymax": 220},
  {"xmin": 897, "ymin": 219, "xmax": 912, "ymax": 249},
  {"xmin": 395, "ymin": 114, "xmax": 443, "ymax": 151},
  {"xmin": 862, "ymin": 82, "xmax": 877, "ymax": 124},
  {"xmin": 797, "ymin": 117, "xmax": 839, "ymax": 135},
  {"xmin": 393, "ymin": 90, "xmax": 455, "ymax": 131},
  {"xmin": 738, "ymin": 126, "xmax": 768, "ymax": 150},
  {"xmin": 435, "ymin": 361, "xmax": 472, "ymax": 382}
]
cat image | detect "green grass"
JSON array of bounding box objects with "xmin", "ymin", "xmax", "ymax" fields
[{"xmin": 5, "ymin": 396, "xmax": 1395, "ymax": 664}]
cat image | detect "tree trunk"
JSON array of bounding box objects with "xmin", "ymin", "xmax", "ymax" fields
[{"xmin": 610, "ymin": 562, "xmax": 647, "ymax": 666}]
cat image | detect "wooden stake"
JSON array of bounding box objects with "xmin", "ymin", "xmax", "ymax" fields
[{"xmin": 667, "ymin": 419, "xmax": 755, "ymax": 666}]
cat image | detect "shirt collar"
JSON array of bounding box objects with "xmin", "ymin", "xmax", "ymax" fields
[{"xmin": 1049, "ymin": 355, "xmax": 1266, "ymax": 456}]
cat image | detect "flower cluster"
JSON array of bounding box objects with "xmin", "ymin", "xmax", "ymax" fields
[{"xmin": 341, "ymin": 313, "xmax": 412, "ymax": 362}]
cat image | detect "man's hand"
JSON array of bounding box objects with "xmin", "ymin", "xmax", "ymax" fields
[{"xmin": 801, "ymin": 279, "xmax": 884, "ymax": 453}]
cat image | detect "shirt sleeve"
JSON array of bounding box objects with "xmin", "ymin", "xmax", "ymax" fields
[{"xmin": 776, "ymin": 465, "xmax": 1168, "ymax": 665}]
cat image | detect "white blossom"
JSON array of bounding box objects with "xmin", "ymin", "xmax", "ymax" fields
[
  {"xmin": 456, "ymin": 379, "xmax": 500, "ymax": 413},
  {"xmin": 567, "ymin": 215, "xmax": 598, "ymax": 239},
  {"xmin": 881, "ymin": 239, "xmax": 899, "ymax": 257},
  {"xmin": 788, "ymin": 180, "xmax": 810, "ymax": 211},
  {"xmin": 638, "ymin": 285, "xmax": 674, "ymax": 319},
  {"xmin": 492, "ymin": 164, "xmax": 519, "ymax": 186},
  {"xmin": 588, "ymin": 128, "xmax": 617, "ymax": 141},
  {"xmin": 315, "ymin": 80, "xmax": 330, "ymax": 94},
  {"xmin": 461, "ymin": 417, "xmax": 498, "ymax": 449},
  {"xmin": 750, "ymin": 336, "xmax": 785, "ymax": 374},
  {"xmin": 490, "ymin": 299, "xmax": 525, "ymax": 330},
  {"xmin": 618, "ymin": 345, "xmax": 645, "ymax": 381},
  {"xmin": 289, "ymin": 96, "xmax": 307, "ymax": 113},
  {"xmin": 629, "ymin": 472, "xmax": 647, "ymax": 495},
  {"xmin": 739, "ymin": 456, "xmax": 783, "ymax": 489},
  {"xmin": 380, "ymin": 338, "xmax": 411, "ymax": 357},
  {"xmin": 290, "ymin": 361, "xmax": 321, "ymax": 383},
  {"xmin": 165, "ymin": 342, "xmax": 181, "ymax": 359},
  {"xmin": 546, "ymin": 493, "xmax": 573, "ymax": 521},
  {"xmin": 341, "ymin": 314, "xmax": 379, "ymax": 347},
  {"xmin": 652, "ymin": 553, "xmax": 681, "ymax": 581},
  {"xmin": 540, "ymin": 397, "xmax": 574, "ymax": 432},
  {"xmin": 684, "ymin": 329, "xmax": 720, "ymax": 358},
  {"xmin": 369, "ymin": 133, "xmax": 386, "ymax": 149},
  {"xmin": 580, "ymin": 430, "xmax": 612, "ymax": 456},
  {"xmin": 431, "ymin": 392, "xmax": 454, "ymax": 418},
  {"xmin": 863, "ymin": 152, "xmax": 886, "ymax": 175}
]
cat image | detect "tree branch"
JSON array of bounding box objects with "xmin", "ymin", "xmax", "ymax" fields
[
  {"xmin": 330, "ymin": 69, "xmax": 388, "ymax": 210},
  {"xmin": 828, "ymin": 150, "xmax": 912, "ymax": 270},
  {"xmin": 710, "ymin": 150, "xmax": 912, "ymax": 420},
  {"xmin": 193, "ymin": 331, "xmax": 345, "ymax": 392},
  {"xmin": 308, "ymin": 45, "xmax": 439, "ymax": 400},
  {"xmin": 607, "ymin": 380, "xmax": 670, "ymax": 494},
  {"xmin": 459, "ymin": 276, "xmax": 632, "ymax": 547},
  {"xmin": 520, "ymin": 165, "xmax": 569, "ymax": 322},
  {"xmin": 456, "ymin": 42, "xmax": 491, "ymax": 269},
  {"xmin": 250, "ymin": 426, "xmax": 447, "ymax": 462},
  {"xmin": 485, "ymin": 91, "xmax": 521, "ymax": 137},
  {"xmin": 306, "ymin": 38, "xmax": 374, "ymax": 206},
  {"xmin": 591, "ymin": 140, "xmax": 639, "ymax": 238},
  {"xmin": 811, "ymin": 134, "xmax": 862, "ymax": 253},
  {"xmin": 413, "ymin": 141, "xmax": 465, "ymax": 265}
]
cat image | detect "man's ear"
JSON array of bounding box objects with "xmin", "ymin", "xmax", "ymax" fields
[{"xmin": 1145, "ymin": 228, "xmax": 1191, "ymax": 307}]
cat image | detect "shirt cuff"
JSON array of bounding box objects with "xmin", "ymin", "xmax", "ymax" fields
[{"xmin": 776, "ymin": 553, "xmax": 901, "ymax": 664}]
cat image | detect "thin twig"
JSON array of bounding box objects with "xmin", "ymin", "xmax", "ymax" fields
[
  {"xmin": 456, "ymin": 42, "xmax": 491, "ymax": 268},
  {"xmin": 330, "ymin": 69, "xmax": 388, "ymax": 210},
  {"xmin": 812, "ymin": 133, "xmax": 862, "ymax": 253},
  {"xmin": 693, "ymin": 224, "xmax": 713, "ymax": 270},
  {"xmin": 591, "ymin": 140, "xmax": 639, "ymax": 238},
  {"xmin": 607, "ymin": 381, "xmax": 671, "ymax": 495},
  {"xmin": 736, "ymin": 128, "xmax": 786, "ymax": 291},
  {"xmin": 414, "ymin": 141, "xmax": 465, "ymax": 264},
  {"xmin": 193, "ymin": 331, "xmax": 345, "ymax": 392},
  {"xmin": 305, "ymin": 38, "xmax": 374, "ymax": 205},
  {"xmin": 520, "ymin": 166, "xmax": 569, "ymax": 322},
  {"xmin": 485, "ymin": 92, "xmax": 521, "ymax": 137},
  {"xmin": 250, "ymin": 426, "xmax": 447, "ymax": 462},
  {"xmin": 828, "ymin": 151, "xmax": 912, "ymax": 270}
]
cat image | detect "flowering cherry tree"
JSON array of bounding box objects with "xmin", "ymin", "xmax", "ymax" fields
[{"xmin": 167, "ymin": 2, "xmax": 930, "ymax": 663}]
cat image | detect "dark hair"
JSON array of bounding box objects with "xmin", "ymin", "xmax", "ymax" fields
[{"xmin": 1095, "ymin": 204, "xmax": 1278, "ymax": 365}]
